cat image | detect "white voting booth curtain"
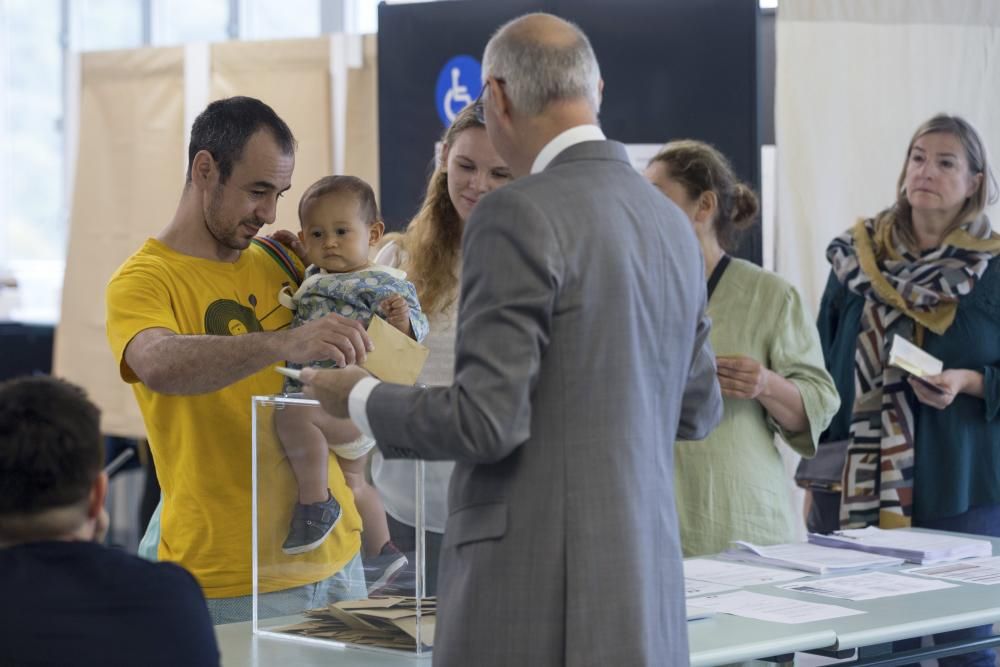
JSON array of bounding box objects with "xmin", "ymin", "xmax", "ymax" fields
[
  {"xmin": 773, "ymin": 0, "xmax": 1000, "ymax": 540},
  {"xmin": 54, "ymin": 35, "xmax": 379, "ymax": 439},
  {"xmin": 775, "ymin": 0, "xmax": 1000, "ymax": 312}
]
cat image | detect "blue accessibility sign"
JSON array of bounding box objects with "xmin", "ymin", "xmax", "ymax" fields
[{"xmin": 435, "ymin": 55, "xmax": 482, "ymax": 126}]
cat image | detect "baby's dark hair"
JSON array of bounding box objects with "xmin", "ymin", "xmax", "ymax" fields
[{"xmin": 298, "ymin": 175, "xmax": 380, "ymax": 226}]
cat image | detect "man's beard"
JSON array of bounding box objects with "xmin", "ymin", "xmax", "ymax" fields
[{"xmin": 204, "ymin": 187, "xmax": 260, "ymax": 251}]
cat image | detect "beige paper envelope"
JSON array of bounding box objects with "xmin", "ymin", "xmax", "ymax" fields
[{"xmin": 360, "ymin": 315, "xmax": 429, "ymax": 385}]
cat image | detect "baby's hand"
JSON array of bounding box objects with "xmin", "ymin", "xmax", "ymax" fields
[{"xmin": 379, "ymin": 295, "xmax": 412, "ymax": 336}]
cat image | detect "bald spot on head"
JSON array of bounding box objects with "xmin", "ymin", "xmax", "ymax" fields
[{"xmin": 501, "ymin": 12, "xmax": 582, "ymax": 50}]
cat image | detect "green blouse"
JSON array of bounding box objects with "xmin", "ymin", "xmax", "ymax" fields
[{"xmin": 675, "ymin": 258, "xmax": 840, "ymax": 557}]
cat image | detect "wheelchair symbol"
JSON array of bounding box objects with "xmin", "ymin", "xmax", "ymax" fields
[
  {"xmin": 435, "ymin": 55, "xmax": 481, "ymax": 126},
  {"xmin": 442, "ymin": 67, "xmax": 472, "ymax": 122}
]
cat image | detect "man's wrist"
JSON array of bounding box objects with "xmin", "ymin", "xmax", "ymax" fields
[{"xmin": 254, "ymin": 330, "xmax": 286, "ymax": 366}]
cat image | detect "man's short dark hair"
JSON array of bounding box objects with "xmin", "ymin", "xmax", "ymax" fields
[
  {"xmin": 0, "ymin": 376, "xmax": 103, "ymax": 517},
  {"xmin": 186, "ymin": 96, "xmax": 297, "ymax": 185}
]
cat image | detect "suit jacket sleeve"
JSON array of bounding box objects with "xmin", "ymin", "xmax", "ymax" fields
[
  {"xmin": 368, "ymin": 189, "xmax": 561, "ymax": 463},
  {"xmin": 676, "ymin": 304, "xmax": 723, "ymax": 441}
]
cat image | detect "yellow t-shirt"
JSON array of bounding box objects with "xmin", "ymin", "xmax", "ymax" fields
[{"xmin": 106, "ymin": 238, "xmax": 362, "ymax": 598}]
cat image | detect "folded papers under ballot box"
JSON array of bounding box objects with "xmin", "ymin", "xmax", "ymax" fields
[{"xmin": 252, "ymin": 394, "xmax": 434, "ymax": 656}]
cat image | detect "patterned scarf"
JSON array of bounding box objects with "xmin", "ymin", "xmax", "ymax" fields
[{"xmin": 828, "ymin": 213, "xmax": 1000, "ymax": 528}]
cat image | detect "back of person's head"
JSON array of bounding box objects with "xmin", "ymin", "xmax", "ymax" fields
[
  {"xmin": 651, "ymin": 140, "xmax": 759, "ymax": 253},
  {"xmin": 298, "ymin": 174, "xmax": 380, "ymax": 226},
  {"xmin": 0, "ymin": 376, "xmax": 103, "ymax": 543},
  {"xmin": 186, "ymin": 96, "xmax": 296, "ymax": 185},
  {"xmin": 894, "ymin": 114, "xmax": 997, "ymax": 226},
  {"xmin": 482, "ymin": 13, "xmax": 601, "ymax": 116}
]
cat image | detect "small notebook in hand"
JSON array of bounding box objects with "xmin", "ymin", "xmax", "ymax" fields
[
  {"xmin": 889, "ymin": 335, "xmax": 946, "ymax": 394},
  {"xmin": 359, "ymin": 315, "xmax": 429, "ymax": 385}
]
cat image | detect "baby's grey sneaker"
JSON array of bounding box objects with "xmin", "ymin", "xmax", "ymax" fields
[{"xmin": 281, "ymin": 490, "xmax": 342, "ymax": 555}]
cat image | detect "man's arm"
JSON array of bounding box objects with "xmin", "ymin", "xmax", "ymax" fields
[
  {"xmin": 677, "ymin": 311, "xmax": 724, "ymax": 440},
  {"xmin": 125, "ymin": 313, "xmax": 371, "ymax": 395},
  {"xmin": 363, "ymin": 190, "xmax": 560, "ymax": 463}
]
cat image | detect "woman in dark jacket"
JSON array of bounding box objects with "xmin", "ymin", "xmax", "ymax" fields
[{"xmin": 811, "ymin": 114, "xmax": 1000, "ymax": 667}]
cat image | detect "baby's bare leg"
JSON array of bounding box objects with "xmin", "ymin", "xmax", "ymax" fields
[
  {"xmin": 314, "ymin": 416, "xmax": 391, "ymax": 558},
  {"xmin": 274, "ymin": 405, "xmax": 333, "ymax": 505},
  {"xmin": 337, "ymin": 453, "xmax": 390, "ymax": 558}
]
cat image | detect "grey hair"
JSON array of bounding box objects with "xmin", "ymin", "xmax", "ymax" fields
[{"xmin": 482, "ymin": 14, "xmax": 601, "ymax": 116}]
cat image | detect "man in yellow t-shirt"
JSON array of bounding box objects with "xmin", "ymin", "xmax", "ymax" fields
[{"xmin": 106, "ymin": 96, "xmax": 370, "ymax": 624}]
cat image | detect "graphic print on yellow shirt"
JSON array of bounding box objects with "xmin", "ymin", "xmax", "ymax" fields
[{"xmin": 106, "ymin": 238, "xmax": 362, "ymax": 598}]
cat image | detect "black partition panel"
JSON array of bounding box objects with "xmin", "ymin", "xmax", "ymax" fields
[{"xmin": 378, "ymin": 0, "xmax": 762, "ymax": 264}]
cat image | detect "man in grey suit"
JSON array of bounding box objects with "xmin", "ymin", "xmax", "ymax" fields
[{"xmin": 301, "ymin": 12, "xmax": 722, "ymax": 666}]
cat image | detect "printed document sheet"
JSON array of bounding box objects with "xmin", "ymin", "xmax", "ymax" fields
[
  {"xmin": 691, "ymin": 590, "xmax": 865, "ymax": 624},
  {"xmin": 778, "ymin": 571, "xmax": 957, "ymax": 601},
  {"xmin": 684, "ymin": 558, "xmax": 807, "ymax": 588},
  {"xmin": 907, "ymin": 557, "xmax": 1000, "ymax": 585},
  {"xmin": 685, "ymin": 578, "xmax": 737, "ymax": 598}
]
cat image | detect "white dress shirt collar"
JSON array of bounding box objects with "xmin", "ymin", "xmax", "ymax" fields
[{"xmin": 530, "ymin": 124, "xmax": 606, "ymax": 174}]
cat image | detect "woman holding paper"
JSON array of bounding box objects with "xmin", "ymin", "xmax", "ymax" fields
[
  {"xmin": 645, "ymin": 140, "xmax": 840, "ymax": 556},
  {"xmin": 814, "ymin": 114, "xmax": 1000, "ymax": 667},
  {"xmin": 370, "ymin": 103, "xmax": 512, "ymax": 594}
]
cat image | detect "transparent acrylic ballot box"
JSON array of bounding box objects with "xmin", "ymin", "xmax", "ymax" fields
[{"xmin": 252, "ymin": 395, "xmax": 433, "ymax": 657}]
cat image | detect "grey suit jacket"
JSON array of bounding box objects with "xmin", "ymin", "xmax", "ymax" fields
[{"xmin": 369, "ymin": 139, "xmax": 722, "ymax": 666}]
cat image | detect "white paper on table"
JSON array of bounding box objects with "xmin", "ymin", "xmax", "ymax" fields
[
  {"xmin": 683, "ymin": 558, "xmax": 808, "ymax": 587},
  {"xmin": 777, "ymin": 571, "xmax": 957, "ymax": 601},
  {"xmin": 693, "ymin": 590, "xmax": 865, "ymax": 624},
  {"xmin": 906, "ymin": 557, "xmax": 1000, "ymax": 585},
  {"xmin": 685, "ymin": 578, "xmax": 737, "ymax": 598}
]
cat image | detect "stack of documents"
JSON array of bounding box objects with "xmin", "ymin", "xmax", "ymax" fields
[
  {"xmin": 809, "ymin": 527, "xmax": 993, "ymax": 565},
  {"xmin": 721, "ymin": 540, "xmax": 904, "ymax": 574}
]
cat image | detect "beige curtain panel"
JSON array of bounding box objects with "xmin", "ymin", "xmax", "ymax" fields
[
  {"xmin": 343, "ymin": 34, "xmax": 380, "ymax": 201},
  {"xmin": 55, "ymin": 35, "xmax": 380, "ymax": 439},
  {"xmin": 211, "ymin": 38, "xmax": 334, "ymax": 236},
  {"xmin": 54, "ymin": 47, "xmax": 186, "ymax": 439}
]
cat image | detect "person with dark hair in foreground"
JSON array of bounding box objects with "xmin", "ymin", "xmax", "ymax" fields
[{"xmin": 0, "ymin": 375, "xmax": 219, "ymax": 667}]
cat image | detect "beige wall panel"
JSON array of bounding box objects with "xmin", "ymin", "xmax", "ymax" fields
[
  {"xmin": 343, "ymin": 34, "xmax": 380, "ymax": 202},
  {"xmin": 210, "ymin": 38, "xmax": 332, "ymax": 235},
  {"xmin": 54, "ymin": 47, "xmax": 186, "ymax": 438}
]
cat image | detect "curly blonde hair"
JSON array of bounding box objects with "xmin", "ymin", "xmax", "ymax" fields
[{"xmin": 384, "ymin": 105, "xmax": 484, "ymax": 315}]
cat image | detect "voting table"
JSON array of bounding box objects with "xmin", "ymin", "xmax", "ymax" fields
[{"xmin": 215, "ymin": 531, "xmax": 1000, "ymax": 666}]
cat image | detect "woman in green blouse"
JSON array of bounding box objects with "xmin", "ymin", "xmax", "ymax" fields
[
  {"xmin": 810, "ymin": 115, "xmax": 1000, "ymax": 667},
  {"xmin": 645, "ymin": 140, "xmax": 840, "ymax": 557}
]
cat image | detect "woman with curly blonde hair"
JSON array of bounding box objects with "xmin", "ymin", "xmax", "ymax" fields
[{"xmin": 371, "ymin": 103, "xmax": 511, "ymax": 593}]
